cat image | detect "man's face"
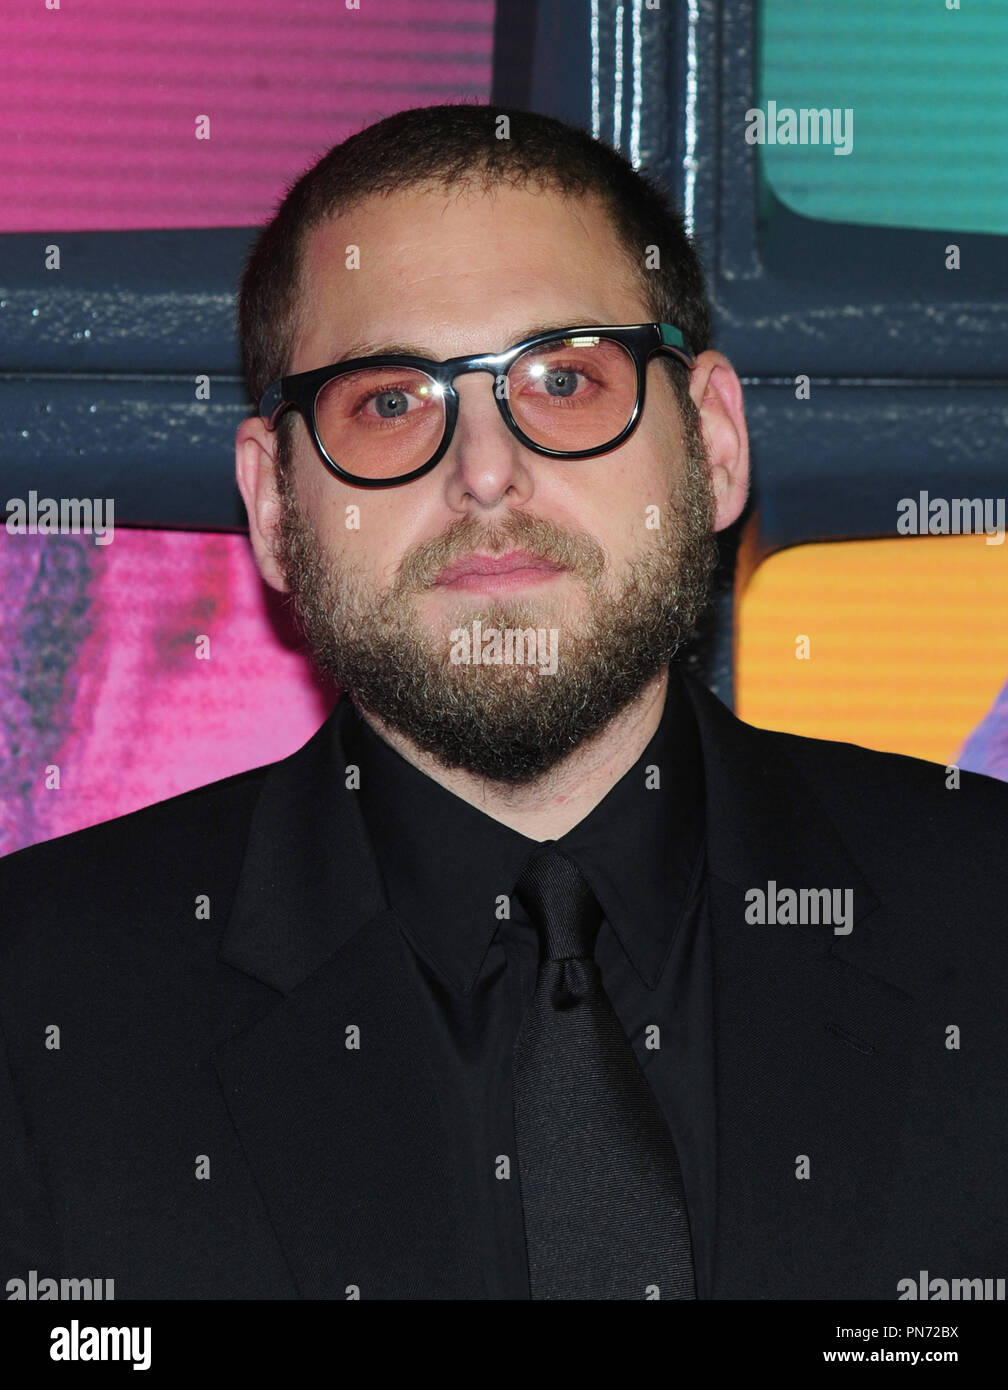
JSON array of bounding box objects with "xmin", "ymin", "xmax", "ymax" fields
[{"xmin": 259, "ymin": 182, "xmax": 728, "ymax": 784}]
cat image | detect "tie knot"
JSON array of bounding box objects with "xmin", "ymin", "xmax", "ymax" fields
[{"xmin": 513, "ymin": 847, "xmax": 604, "ymax": 961}]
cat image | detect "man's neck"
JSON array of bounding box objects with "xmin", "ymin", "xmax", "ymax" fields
[{"xmin": 355, "ymin": 667, "xmax": 670, "ymax": 841}]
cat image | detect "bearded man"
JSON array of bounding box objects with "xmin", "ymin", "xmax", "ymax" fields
[{"xmin": 2, "ymin": 104, "xmax": 1006, "ymax": 1301}]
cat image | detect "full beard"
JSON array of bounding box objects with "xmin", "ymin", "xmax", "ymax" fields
[{"xmin": 273, "ymin": 425, "xmax": 717, "ymax": 786}]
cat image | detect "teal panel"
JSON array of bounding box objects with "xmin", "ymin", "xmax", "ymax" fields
[{"xmin": 756, "ymin": 0, "xmax": 1008, "ymax": 234}]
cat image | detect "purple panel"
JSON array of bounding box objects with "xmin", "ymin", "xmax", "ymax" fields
[{"xmin": 958, "ymin": 675, "xmax": 1008, "ymax": 784}]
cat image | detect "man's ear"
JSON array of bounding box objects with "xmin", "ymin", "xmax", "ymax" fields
[
  {"xmin": 686, "ymin": 350, "xmax": 750, "ymax": 532},
  {"xmin": 235, "ymin": 415, "xmax": 290, "ymax": 593}
]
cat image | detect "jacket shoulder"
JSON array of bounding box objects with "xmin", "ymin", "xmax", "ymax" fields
[
  {"xmin": 742, "ymin": 713, "xmax": 1008, "ymax": 894},
  {"xmin": 3, "ymin": 761, "xmax": 269, "ymax": 870},
  {"xmin": 0, "ymin": 762, "xmax": 272, "ymax": 958},
  {"xmin": 763, "ymin": 718, "xmax": 1008, "ymax": 814},
  {"xmin": 684, "ymin": 670, "xmax": 1008, "ymax": 817},
  {"xmin": 681, "ymin": 672, "xmax": 1008, "ymax": 883}
]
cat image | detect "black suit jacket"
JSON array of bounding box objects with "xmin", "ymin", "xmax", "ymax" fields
[{"xmin": 2, "ymin": 671, "xmax": 1007, "ymax": 1299}]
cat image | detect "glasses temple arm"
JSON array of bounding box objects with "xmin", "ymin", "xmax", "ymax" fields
[{"xmin": 259, "ymin": 382, "xmax": 286, "ymax": 426}]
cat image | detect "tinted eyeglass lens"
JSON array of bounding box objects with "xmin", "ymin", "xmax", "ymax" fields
[
  {"xmin": 506, "ymin": 334, "xmax": 638, "ymax": 452},
  {"xmin": 314, "ymin": 366, "xmax": 446, "ymax": 480}
]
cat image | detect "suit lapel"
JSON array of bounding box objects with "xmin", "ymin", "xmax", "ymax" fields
[
  {"xmin": 680, "ymin": 673, "xmax": 922, "ymax": 1297},
  {"xmin": 212, "ymin": 701, "xmax": 485, "ymax": 1298}
]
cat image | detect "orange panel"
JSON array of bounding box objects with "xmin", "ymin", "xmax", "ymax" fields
[{"xmin": 735, "ymin": 534, "xmax": 1008, "ymax": 764}]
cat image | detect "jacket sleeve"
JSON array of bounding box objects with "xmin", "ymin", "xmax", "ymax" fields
[{"xmin": 0, "ymin": 1010, "xmax": 60, "ymax": 1285}]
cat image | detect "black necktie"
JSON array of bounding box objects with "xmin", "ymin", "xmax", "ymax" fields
[{"xmin": 511, "ymin": 845, "xmax": 696, "ymax": 1300}]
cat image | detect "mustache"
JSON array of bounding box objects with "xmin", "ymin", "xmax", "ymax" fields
[{"xmin": 393, "ymin": 510, "xmax": 608, "ymax": 596}]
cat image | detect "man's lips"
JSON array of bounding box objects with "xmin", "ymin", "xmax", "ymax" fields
[{"xmin": 432, "ymin": 550, "xmax": 567, "ymax": 592}]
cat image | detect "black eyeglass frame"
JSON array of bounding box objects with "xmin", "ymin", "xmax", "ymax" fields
[{"xmin": 258, "ymin": 321, "xmax": 696, "ymax": 489}]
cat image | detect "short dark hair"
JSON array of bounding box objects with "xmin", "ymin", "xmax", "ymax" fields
[{"xmin": 236, "ymin": 101, "xmax": 712, "ymax": 472}]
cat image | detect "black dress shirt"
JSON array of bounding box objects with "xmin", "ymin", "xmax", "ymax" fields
[{"xmin": 340, "ymin": 661, "xmax": 714, "ymax": 1299}]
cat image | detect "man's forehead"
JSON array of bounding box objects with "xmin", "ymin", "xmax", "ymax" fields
[
  {"xmin": 300, "ymin": 181, "xmax": 628, "ymax": 284},
  {"xmin": 292, "ymin": 183, "xmax": 643, "ymax": 370}
]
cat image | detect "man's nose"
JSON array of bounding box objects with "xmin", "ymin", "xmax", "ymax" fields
[{"xmin": 440, "ymin": 371, "xmax": 536, "ymax": 509}]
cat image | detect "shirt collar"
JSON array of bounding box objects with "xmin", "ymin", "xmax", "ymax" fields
[{"xmin": 340, "ymin": 663, "xmax": 706, "ymax": 993}]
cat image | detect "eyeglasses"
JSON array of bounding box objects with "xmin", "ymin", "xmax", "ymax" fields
[{"xmin": 258, "ymin": 322, "xmax": 695, "ymax": 488}]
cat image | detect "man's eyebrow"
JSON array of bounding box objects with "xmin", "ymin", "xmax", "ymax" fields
[{"xmin": 328, "ymin": 319, "xmax": 615, "ymax": 365}]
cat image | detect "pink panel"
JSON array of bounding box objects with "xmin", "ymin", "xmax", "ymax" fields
[
  {"xmin": 0, "ymin": 530, "xmax": 339, "ymax": 857},
  {"xmin": 0, "ymin": 0, "xmax": 495, "ymax": 231}
]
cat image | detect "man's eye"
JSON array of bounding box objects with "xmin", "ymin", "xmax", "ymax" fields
[
  {"xmin": 354, "ymin": 385, "xmax": 429, "ymax": 419},
  {"xmin": 518, "ymin": 363, "xmax": 597, "ymax": 401}
]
